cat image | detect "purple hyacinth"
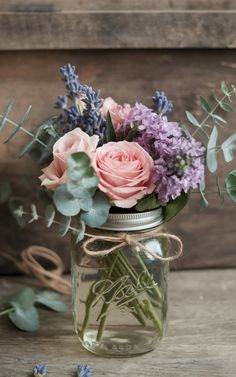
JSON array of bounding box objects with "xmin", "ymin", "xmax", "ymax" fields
[{"xmin": 129, "ymin": 103, "xmax": 205, "ymax": 202}]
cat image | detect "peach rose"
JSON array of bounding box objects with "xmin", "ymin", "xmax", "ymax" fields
[
  {"xmin": 39, "ymin": 128, "xmax": 99, "ymax": 190},
  {"xmin": 94, "ymin": 141, "xmax": 155, "ymax": 208},
  {"xmin": 101, "ymin": 97, "xmax": 131, "ymax": 130}
]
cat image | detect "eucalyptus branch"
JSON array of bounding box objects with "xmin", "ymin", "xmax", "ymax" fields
[
  {"xmin": 192, "ymin": 89, "xmax": 236, "ymax": 138},
  {"xmin": 0, "ymin": 115, "xmax": 47, "ymax": 148}
]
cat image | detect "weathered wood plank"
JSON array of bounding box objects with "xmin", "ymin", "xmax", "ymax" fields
[
  {"xmin": 0, "ymin": 270, "xmax": 235, "ymax": 376},
  {"xmin": 0, "ymin": 1, "xmax": 236, "ymax": 49},
  {"xmin": 1, "ymin": 49, "xmax": 236, "ymax": 270}
]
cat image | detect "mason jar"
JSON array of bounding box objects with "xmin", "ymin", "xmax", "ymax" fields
[{"xmin": 71, "ymin": 209, "xmax": 169, "ymax": 357}]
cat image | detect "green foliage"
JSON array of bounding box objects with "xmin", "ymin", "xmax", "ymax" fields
[
  {"xmin": 221, "ymin": 133, "xmax": 236, "ymax": 162},
  {"xmin": 135, "ymin": 193, "xmax": 161, "ymax": 212},
  {"xmin": 81, "ymin": 191, "xmax": 111, "ymax": 227},
  {"xmin": 200, "ymin": 95, "xmax": 211, "ymax": 113},
  {"xmin": 225, "ymin": 171, "xmax": 236, "ymax": 202},
  {"xmin": 185, "ymin": 111, "xmax": 200, "ymax": 127},
  {"xmin": 3, "ymin": 288, "xmax": 67, "ymax": 332},
  {"xmin": 8, "ymin": 199, "xmax": 27, "ymax": 227},
  {"xmin": 206, "ymin": 126, "xmax": 218, "ymax": 173},
  {"xmin": 106, "ymin": 111, "xmax": 116, "ymax": 142},
  {"xmin": 0, "ymin": 182, "xmax": 12, "ymax": 204},
  {"xmin": 162, "ymin": 192, "xmax": 189, "ymax": 222},
  {"xmin": 45, "ymin": 204, "xmax": 56, "ymax": 228},
  {"xmin": 4, "ymin": 105, "xmax": 32, "ymax": 144},
  {"xmin": 54, "ymin": 186, "xmax": 81, "ymax": 216},
  {"xmin": 0, "ymin": 101, "xmax": 14, "ymax": 131},
  {"xmin": 199, "ymin": 181, "xmax": 208, "ymax": 209},
  {"xmin": 58, "ymin": 216, "xmax": 71, "ymax": 237}
]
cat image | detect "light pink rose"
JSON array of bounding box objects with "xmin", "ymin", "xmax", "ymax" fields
[
  {"xmin": 95, "ymin": 141, "xmax": 155, "ymax": 208},
  {"xmin": 39, "ymin": 128, "xmax": 99, "ymax": 190},
  {"xmin": 101, "ymin": 97, "xmax": 132, "ymax": 131}
]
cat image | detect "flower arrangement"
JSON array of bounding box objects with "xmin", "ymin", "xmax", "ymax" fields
[{"xmin": 1, "ymin": 64, "xmax": 236, "ymax": 355}]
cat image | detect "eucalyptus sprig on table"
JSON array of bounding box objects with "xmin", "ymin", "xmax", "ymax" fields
[{"xmin": 0, "ymin": 288, "xmax": 67, "ymax": 331}]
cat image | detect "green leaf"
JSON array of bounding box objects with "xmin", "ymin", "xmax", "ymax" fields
[
  {"xmin": 216, "ymin": 176, "xmax": 224, "ymax": 204},
  {"xmin": 135, "ymin": 193, "xmax": 161, "ymax": 212},
  {"xmin": 28, "ymin": 203, "xmax": 39, "ymax": 223},
  {"xmin": 211, "ymin": 114, "xmax": 226, "ymax": 124},
  {"xmin": 185, "ymin": 111, "xmax": 200, "ymax": 127},
  {"xmin": 207, "ymin": 126, "xmax": 218, "ymax": 173},
  {"xmin": 199, "ymin": 182, "xmax": 208, "ymax": 209},
  {"xmin": 200, "ymin": 96, "xmax": 211, "ymax": 113},
  {"xmin": 73, "ymin": 220, "xmax": 86, "ymax": 243},
  {"xmin": 106, "ymin": 111, "xmax": 116, "ymax": 142},
  {"xmin": 221, "ymin": 133, "xmax": 236, "ymax": 162},
  {"xmin": 66, "ymin": 184, "xmax": 93, "ymax": 211},
  {"xmin": 67, "ymin": 152, "xmax": 91, "ymax": 181},
  {"xmin": 53, "ymin": 186, "xmax": 81, "ymax": 216},
  {"xmin": 163, "ymin": 192, "xmax": 189, "ymax": 222},
  {"xmin": 36, "ymin": 290, "xmax": 67, "ymax": 312},
  {"xmin": 220, "ymin": 102, "xmax": 234, "ymax": 112},
  {"xmin": 221, "ymin": 81, "xmax": 229, "ymax": 95},
  {"xmin": 181, "ymin": 124, "xmax": 192, "ymax": 138},
  {"xmin": 58, "ymin": 216, "xmax": 71, "ymax": 237},
  {"xmin": 8, "ymin": 199, "xmax": 27, "ymax": 227},
  {"xmin": 0, "ymin": 101, "xmax": 13, "ymax": 132},
  {"xmin": 4, "ymin": 105, "xmax": 32, "ymax": 144},
  {"xmin": 125, "ymin": 124, "xmax": 138, "ymax": 141},
  {"xmin": 9, "ymin": 288, "xmax": 39, "ymax": 332},
  {"xmin": 81, "ymin": 191, "xmax": 111, "ymax": 227},
  {"xmin": 80, "ymin": 168, "xmax": 99, "ymax": 190},
  {"xmin": 225, "ymin": 171, "xmax": 236, "ymax": 202},
  {"xmin": 0, "ymin": 182, "xmax": 12, "ymax": 204},
  {"xmin": 45, "ymin": 204, "xmax": 55, "ymax": 228}
]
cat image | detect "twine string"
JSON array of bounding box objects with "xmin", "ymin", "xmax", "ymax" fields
[{"xmin": 83, "ymin": 229, "xmax": 183, "ymax": 261}]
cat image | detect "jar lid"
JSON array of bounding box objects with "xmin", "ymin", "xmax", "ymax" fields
[{"xmin": 98, "ymin": 208, "xmax": 163, "ymax": 232}]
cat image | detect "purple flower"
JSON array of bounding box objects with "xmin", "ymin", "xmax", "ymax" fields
[
  {"xmin": 32, "ymin": 364, "xmax": 48, "ymax": 377},
  {"xmin": 152, "ymin": 90, "xmax": 173, "ymax": 115},
  {"xmin": 77, "ymin": 364, "xmax": 93, "ymax": 377},
  {"xmin": 129, "ymin": 103, "xmax": 205, "ymax": 202}
]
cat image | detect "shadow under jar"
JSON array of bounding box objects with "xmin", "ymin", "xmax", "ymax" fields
[{"xmin": 71, "ymin": 209, "xmax": 169, "ymax": 357}]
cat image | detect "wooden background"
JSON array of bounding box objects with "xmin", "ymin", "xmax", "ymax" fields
[{"xmin": 0, "ymin": 2, "xmax": 236, "ymax": 272}]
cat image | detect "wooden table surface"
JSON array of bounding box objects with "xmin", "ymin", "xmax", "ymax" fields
[{"xmin": 0, "ymin": 269, "xmax": 235, "ymax": 377}]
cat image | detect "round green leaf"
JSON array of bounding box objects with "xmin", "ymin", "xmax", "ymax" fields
[
  {"xmin": 67, "ymin": 152, "xmax": 90, "ymax": 181},
  {"xmin": 9, "ymin": 306, "xmax": 39, "ymax": 332},
  {"xmin": 81, "ymin": 191, "xmax": 111, "ymax": 227},
  {"xmin": 225, "ymin": 171, "xmax": 236, "ymax": 202},
  {"xmin": 36, "ymin": 290, "xmax": 67, "ymax": 312},
  {"xmin": 53, "ymin": 186, "xmax": 80, "ymax": 216}
]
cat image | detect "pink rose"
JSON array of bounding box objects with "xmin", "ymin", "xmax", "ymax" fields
[
  {"xmin": 39, "ymin": 128, "xmax": 99, "ymax": 190},
  {"xmin": 95, "ymin": 141, "xmax": 155, "ymax": 208},
  {"xmin": 101, "ymin": 97, "xmax": 132, "ymax": 132}
]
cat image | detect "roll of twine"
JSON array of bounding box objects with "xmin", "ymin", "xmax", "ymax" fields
[{"xmin": 0, "ymin": 246, "xmax": 71, "ymax": 295}]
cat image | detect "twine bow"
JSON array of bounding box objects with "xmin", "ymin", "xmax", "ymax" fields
[{"xmin": 83, "ymin": 229, "xmax": 183, "ymax": 262}]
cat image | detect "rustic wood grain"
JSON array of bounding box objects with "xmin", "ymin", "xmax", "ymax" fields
[
  {"xmin": 1, "ymin": 1, "xmax": 236, "ymax": 49},
  {"xmin": 0, "ymin": 270, "xmax": 235, "ymax": 376},
  {"xmin": 1, "ymin": 49, "xmax": 236, "ymax": 271}
]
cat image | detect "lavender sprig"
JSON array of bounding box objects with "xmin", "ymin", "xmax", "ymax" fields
[
  {"xmin": 33, "ymin": 364, "xmax": 48, "ymax": 377},
  {"xmin": 152, "ymin": 90, "xmax": 173, "ymax": 115},
  {"xmin": 77, "ymin": 364, "xmax": 93, "ymax": 377}
]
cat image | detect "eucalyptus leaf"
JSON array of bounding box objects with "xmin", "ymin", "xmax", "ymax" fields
[
  {"xmin": 81, "ymin": 191, "xmax": 111, "ymax": 227},
  {"xmin": 4, "ymin": 105, "xmax": 32, "ymax": 144},
  {"xmin": 199, "ymin": 182, "xmax": 208, "ymax": 209},
  {"xmin": 0, "ymin": 101, "xmax": 13, "ymax": 132},
  {"xmin": 0, "ymin": 182, "xmax": 12, "ymax": 204},
  {"xmin": 221, "ymin": 81, "xmax": 229, "ymax": 95},
  {"xmin": 106, "ymin": 111, "xmax": 116, "ymax": 142},
  {"xmin": 9, "ymin": 288, "xmax": 39, "ymax": 332},
  {"xmin": 135, "ymin": 193, "xmax": 161, "ymax": 212},
  {"xmin": 58, "ymin": 216, "xmax": 71, "ymax": 237},
  {"xmin": 53, "ymin": 185, "xmax": 81, "ymax": 216},
  {"xmin": 220, "ymin": 102, "xmax": 234, "ymax": 112},
  {"xmin": 221, "ymin": 133, "xmax": 236, "ymax": 162},
  {"xmin": 45, "ymin": 204, "xmax": 55, "ymax": 228},
  {"xmin": 211, "ymin": 114, "xmax": 226, "ymax": 124},
  {"xmin": 66, "ymin": 184, "xmax": 93, "ymax": 212},
  {"xmin": 28, "ymin": 203, "xmax": 39, "ymax": 223},
  {"xmin": 73, "ymin": 220, "xmax": 86, "ymax": 243},
  {"xmin": 8, "ymin": 199, "xmax": 27, "ymax": 227},
  {"xmin": 36, "ymin": 291, "xmax": 67, "ymax": 312},
  {"xmin": 185, "ymin": 111, "xmax": 200, "ymax": 127},
  {"xmin": 163, "ymin": 192, "xmax": 189, "ymax": 222},
  {"xmin": 67, "ymin": 152, "xmax": 90, "ymax": 181},
  {"xmin": 200, "ymin": 96, "xmax": 211, "ymax": 113},
  {"xmin": 207, "ymin": 126, "xmax": 218, "ymax": 173},
  {"xmin": 225, "ymin": 171, "xmax": 236, "ymax": 202}
]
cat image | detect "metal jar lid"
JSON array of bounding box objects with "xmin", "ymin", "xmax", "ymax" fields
[{"xmin": 98, "ymin": 208, "xmax": 163, "ymax": 232}]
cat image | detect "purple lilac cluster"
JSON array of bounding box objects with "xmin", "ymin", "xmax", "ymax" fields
[
  {"xmin": 128, "ymin": 103, "xmax": 205, "ymax": 202},
  {"xmin": 55, "ymin": 64, "xmax": 106, "ymax": 145}
]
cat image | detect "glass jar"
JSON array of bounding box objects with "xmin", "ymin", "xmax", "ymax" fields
[{"xmin": 71, "ymin": 209, "xmax": 169, "ymax": 357}]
